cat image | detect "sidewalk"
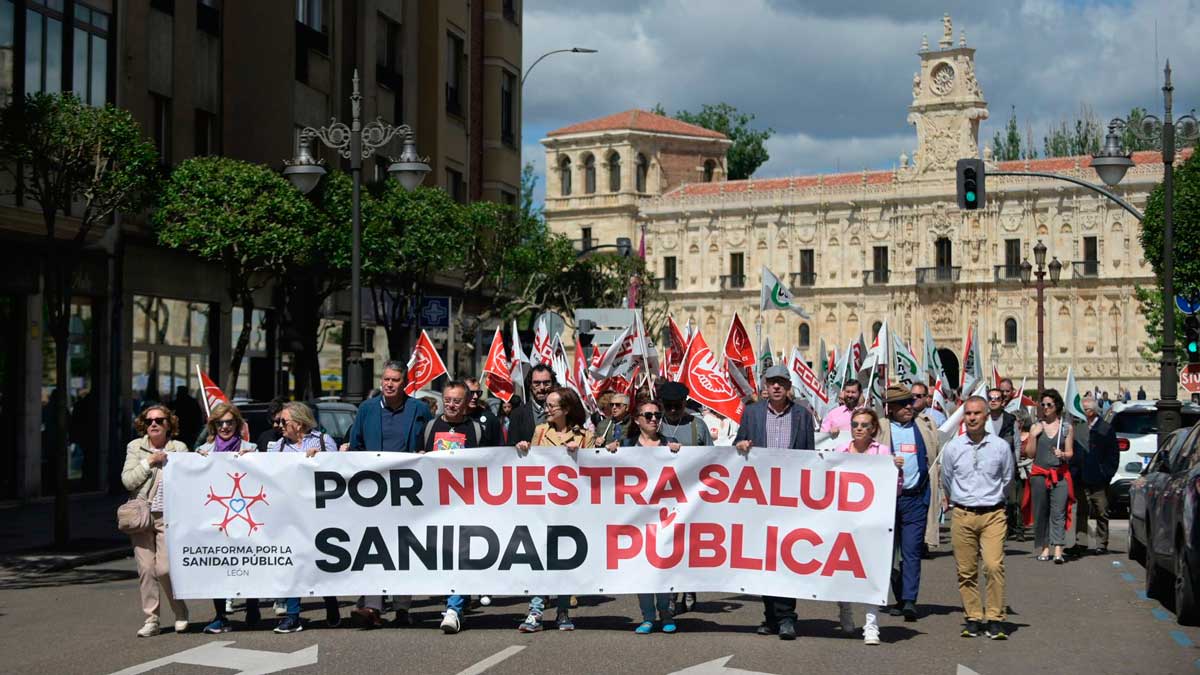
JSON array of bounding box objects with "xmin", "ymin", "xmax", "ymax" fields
[{"xmin": 0, "ymin": 493, "xmax": 131, "ymax": 574}]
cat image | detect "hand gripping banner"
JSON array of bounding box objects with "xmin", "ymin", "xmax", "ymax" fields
[{"xmin": 165, "ymin": 447, "xmax": 898, "ymax": 604}]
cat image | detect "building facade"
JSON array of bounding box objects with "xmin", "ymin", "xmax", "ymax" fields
[
  {"xmin": 544, "ymin": 16, "xmax": 1169, "ymax": 398},
  {"xmin": 0, "ymin": 0, "xmax": 522, "ymax": 500}
]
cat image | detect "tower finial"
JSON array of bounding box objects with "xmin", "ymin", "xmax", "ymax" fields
[
  {"xmin": 940, "ymin": 14, "xmax": 953, "ymax": 48},
  {"xmin": 959, "ymin": 29, "xmax": 966, "ymax": 47},
  {"xmin": 921, "ymin": 33, "xmax": 929, "ymax": 51}
]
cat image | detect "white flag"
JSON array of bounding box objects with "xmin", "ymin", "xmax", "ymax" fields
[
  {"xmin": 938, "ymin": 381, "xmax": 989, "ymax": 444},
  {"xmin": 922, "ymin": 323, "xmax": 945, "ymax": 385},
  {"xmin": 861, "ymin": 320, "xmax": 890, "ymax": 372},
  {"xmin": 590, "ymin": 322, "xmax": 637, "ymax": 380},
  {"xmin": 533, "ymin": 316, "xmax": 555, "ymax": 366},
  {"xmin": 1005, "ymin": 376, "xmax": 1028, "ymax": 414},
  {"xmin": 1064, "ymin": 367, "xmax": 1086, "ymax": 421},
  {"xmin": 509, "ymin": 320, "xmax": 530, "ymax": 401},
  {"xmin": 761, "ymin": 266, "xmax": 810, "ymax": 318},
  {"xmin": 960, "ymin": 324, "xmax": 982, "ymax": 396},
  {"xmin": 892, "ymin": 334, "xmax": 921, "ymax": 388}
]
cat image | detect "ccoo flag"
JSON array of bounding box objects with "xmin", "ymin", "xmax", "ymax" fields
[{"xmin": 761, "ymin": 266, "xmax": 810, "ymax": 318}]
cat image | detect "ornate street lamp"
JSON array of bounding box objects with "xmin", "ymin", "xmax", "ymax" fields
[
  {"xmin": 1022, "ymin": 240, "xmax": 1060, "ymax": 392},
  {"xmin": 1090, "ymin": 61, "xmax": 1199, "ymax": 442},
  {"xmin": 284, "ymin": 69, "xmax": 430, "ymax": 403}
]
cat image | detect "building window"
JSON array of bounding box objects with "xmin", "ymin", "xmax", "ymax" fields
[
  {"xmin": 152, "ymin": 93, "xmax": 172, "ymax": 166},
  {"xmin": 580, "ymin": 227, "xmax": 592, "ymax": 251},
  {"xmin": 445, "ymin": 32, "xmax": 465, "ymax": 117},
  {"xmin": 607, "ymin": 152, "xmax": 621, "ymax": 192},
  {"xmin": 703, "ymin": 159, "xmax": 716, "ymax": 182},
  {"xmin": 500, "ymin": 70, "xmax": 516, "ymax": 147},
  {"xmin": 296, "ymin": 0, "xmax": 325, "ymax": 31},
  {"xmin": 662, "ymin": 256, "xmax": 677, "ymax": 290},
  {"xmin": 150, "ymin": 0, "xmax": 175, "ymax": 14},
  {"xmin": 872, "ymin": 246, "xmax": 889, "ymax": 283},
  {"xmin": 1, "ymin": 0, "xmax": 16, "ymax": 107},
  {"xmin": 1004, "ymin": 318, "xmax": 1018, "ymax": 345},
  {"xmin": 582, "ymin": 154, "xmax": 596, "ymax": 194},
  {"xmin": 25, "ymin": 1, "xmax": 65, "ymax": 95},
  {"xmin": 502, "ymin": 0, "xmax": 517, "ymax": 23},
  {"xmin": 1003, "ymin": 238, "xmax": 1021, "ymax": 278},
  {"xmin": 445, "ymin": 167, "xmax": 465, "ymax": 204},
  {"xmin": 635, "ymin": 154, "xmax": 648, "ymax": 192},
  {"xmin": 71, "ymin": 3, "xmax": 109, "ymax": 106},
  {"xmin": 728, "ymin": 252, "xmax": 745, "ymax": 288},
  {"xmin": 559, "ymin": 156, "xmax": 572, "ymax": 196},
  {"xmin": 799, "ymin": 324, "xmax": 810, "ymax": 348},
  {"xmin": 799, "ymin": 249, "xmax": 815, "ymax": 285},
  {"xmin": 936, "ymin": 237, "xmax": 953, "ymax": 271},
  {"xmin": 194, "ymin": 108, "xmax": 218, "ymax": 156},
  {"xmin": 376, "ymin": 14, "xmax": 403, "ymax": 122},
  {"xmin": 1082, "ymin": 236, "xmax": 1099, "ymax": 276}
]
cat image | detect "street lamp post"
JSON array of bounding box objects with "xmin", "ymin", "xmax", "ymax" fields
[
  {"xmin": 522, "ymin": 47, "xmax": 598, "ymax": 87},
  {"xmin": 1090, "ymin": 61, "xmax": 1199, "ymax": 443},
  {"xmin": 284, "ymin": 69, "xmax": 430, "ymax": 403},
  {"xmin": 1020, "ymin": 240, "xmax": 1062, "ymax": 392}
]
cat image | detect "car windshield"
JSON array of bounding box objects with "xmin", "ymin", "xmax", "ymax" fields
[{"xmin": 1114, "ymin": 410, "xmax": 1200, "ymax": 435}]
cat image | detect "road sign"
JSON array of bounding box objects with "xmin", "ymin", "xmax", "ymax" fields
[
  {"xmin": 1180, "ymin": 364, "xmax": 1200, "ymax": 395},
  {"xmin": 1176, "ymin": 294, "xmax": 1200, "ymax": 316},
  {"xmin": 419, "ymin": 296, "xmax": 451, "ymax": 328}
]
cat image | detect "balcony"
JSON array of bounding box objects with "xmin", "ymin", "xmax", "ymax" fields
[
  {"xmin": 654, "ymin": 277, "xmax": 679, "ymax": 291},
  {"xmin": 720, "ymin": 274, "xmax": 747, "ymax": 290},
  {"xmin": 994, "ymin": 264, "xmax": 1023, "ymax": 283},
  {"xmin": 863, "ymin": 269, "xmax": 890, "ymax": 285},
  {"xmin": 915, "ymin": 266, "xmax": 961, "ymax": 284},
  {"xmin": 790, "ymin": 271, "xmax": 816, "ymax": 287},
  {"xmin": 1072, "ymin": 260, "xmax": 1100, "ymax": 279}
]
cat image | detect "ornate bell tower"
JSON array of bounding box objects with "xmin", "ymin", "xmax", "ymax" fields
[{"xmin": 906, "ymin": 14, "xmax": 989, "ymax": 178}]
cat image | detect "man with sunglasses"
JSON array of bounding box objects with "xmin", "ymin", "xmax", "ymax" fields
[
  {"xmin": 911, "ymin": 382, "xmax": 946, "ymax": 428},
  {"xmin": 876, "ymin": 384, "xmax": 941, "ymax": 622},
  {"xmin": 464, "ymin": 377, "xmax": 503, "ymax": 446},
  {"xmin": 508, "ymin": 364, "xmax": 557, "ymax": 445},
  {"xmin": 596, "ymin": 393, "xmax": 631, "ymax": 446},
  {"xmin": 257, "ymin": 396, "xmax": 290, "ymax": 453},
  {"xmin": 659, "ymin": 381, "xmax": 714, "ymax": 447},
  {"xmin": 734, "ymin": 365, "xmax": 816, "ymax": 640}
]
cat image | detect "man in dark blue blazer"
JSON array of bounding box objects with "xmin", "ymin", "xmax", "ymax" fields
[
  {"xmin": 733, "ymin": 364, "xmax": 816, "ymax": 641},
  {"xmin": 345, "ymin": 360, "xmax": 432, "ymax": 453}
]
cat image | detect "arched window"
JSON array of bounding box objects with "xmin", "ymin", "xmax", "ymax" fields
[
  {"xmin": 559, "ymin": 156, "xmax": 572, "ymax": 196},
  {"xmin": 635, "ymin": 153, "xmax": 649, "ymax": 192},
  {"xmin": 1004, "ymin": 318, "xmax": 1018, "ymax": 345},
  {"xmin": 583, "ymin": 154, "xmax": 596, "ymax": 194},
  {"xmin": 704, "ymin": 159, "xmax": 716, "ymax": 182},
  {"xmin": 608, "ymin": 152, "xmax": 621, "ymax": 192},
  {"xmin": 799, "ymin": 324, "xmax": 811, "ymax": 348}
]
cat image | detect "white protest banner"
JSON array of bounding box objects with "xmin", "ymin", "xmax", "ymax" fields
[{"xmin": 165, "ymin": 448, "xmax": 897, "ymax": 604}]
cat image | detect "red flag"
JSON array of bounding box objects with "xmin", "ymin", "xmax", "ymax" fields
[
  {"xmin": 992, "ymin": 363, "xmax": 1002, "ymax": 388},
  {"xmin": 404, "ymin": 330, "xmax": 448, "ymax": 395},
  {"xmin": 571, "ymin": 338, "xmax": 598, "ymax": 412},
  {"xmin": 533, "ymin": 318, "xmax": 554, "ymax": 366},
  {"xmin": 195, "ymin": 366, "xmax": 229, "ymax": 416},
  {"xmin": 681, "ymin": 332, "xmax": 744, "ymax": 424},
  {"xmin": 482, "ymin": 328, "xmax": 514, "ymax": 403},
  {"xmin": 591, "ymin": 345, "xmax": 603, "ymax": 369},
  {"xmin": 723, "ymin": 312, "xmax": 757, "ymax": 390}
]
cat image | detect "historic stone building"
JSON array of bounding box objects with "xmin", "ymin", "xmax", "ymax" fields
[{"xmin": 543, "ymin": 15, "xmax": 1175, "ymax": 396}]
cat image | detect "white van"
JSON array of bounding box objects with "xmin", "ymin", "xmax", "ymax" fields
[{"xmin": 1105, "ymin": 400, "xmax": 1200, "ymax": 515}]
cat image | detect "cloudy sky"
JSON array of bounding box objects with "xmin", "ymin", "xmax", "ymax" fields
[{"xmin": 520, "ymin": 0, "xmax": 1200, "ymax": 202}]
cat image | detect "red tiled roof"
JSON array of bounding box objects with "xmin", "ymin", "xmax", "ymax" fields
[
  {"xmin": 546, "ymin": 109, "xmax": 728, "ymax": 140},
  {"xmin": 996, "ymin": 149, "xmax": 1186, "ymax": 171}
]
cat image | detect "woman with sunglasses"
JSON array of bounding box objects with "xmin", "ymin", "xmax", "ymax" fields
[
  {"xmin": 120, "ymin": 405, "xmax": 191, "ymax": 637},
  {"xmin": 195, "ymin": 402, "xmax": 259, "ymax": 633},
  {"xmin": 606, "ymin": 399, "xmax": 682, "ymax": 634},
  {"xmin": 834, "ymin": 408, "xmax": 904, "ymax": 645},
  {"xmin": 1022, "ymin": 389, "xmax": 1075, "ymax": 564},
  {"xmin": 515, "ymin": 387, "xmax": 593, "ymax": 633}
]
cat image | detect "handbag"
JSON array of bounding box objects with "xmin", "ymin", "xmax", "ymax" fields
[{"xmin": 117, "ymin": 465, "xmax": 160, "ymax": 535}]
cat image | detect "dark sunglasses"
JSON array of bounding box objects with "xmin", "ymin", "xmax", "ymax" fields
[
  {"xmin": 272, "ymin": 418, "xmax": 284, "ymax": 426},
  {"xmin": 216, "ymin": 419, "xmax": 237, "ymax": 428},
  {"xmin": 145, "ymin": 417, "xmax": 167, "ymax": 426},
  {"xmin": 1040, "ymin": 402, "xmax": 1056, "ymax": 408},
  {"xmin": 850, "ymin": 421, "xmax": 873, "ymax": 429},
  {"xmin": 987, "ymin": 396, "xmax": 1003, "ymax": 401},
  {"xmin": 640, "ymin": 412, "xmax": 663, "ymax": 420}
]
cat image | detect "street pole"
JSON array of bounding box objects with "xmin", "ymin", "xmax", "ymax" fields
[
  {"xmin": 1036, "ymin": 267, "xmax": 1045, "ymax": 392},
  {"xmin": 347, "ymin": 91, "xmax": 365, "ymax": 403},
  {"xmin": 1158, "ymin": 61, "xmax": 1182, "ymax": 444}
]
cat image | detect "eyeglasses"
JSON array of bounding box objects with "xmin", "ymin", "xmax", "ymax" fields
[
  {"xmin": 544, "ymin": 404, "xmax": 562, "ymax": 411},
  {"xmin": 531, "ymin": 380, "xmax": 554, "ymax": 388},
  {"xmin": 640, "ymin": 412, "xmax": 663, "ymax": 420},
  {"xmin": 272, "ymin": 418, "xmax": 284, "ymax": 426},
  {"xmin": 611, "ymin": 402, "xmax": 628, "ymax": 408},
  {"xmin": 467, "ymin": 390, "xmax": 481, "ymax": 398},
  {"xmin": 216, "ymin": 419, "xmax": 237, "ymax": 428},
  {"xmin": 987, "ymin": 396, "xmax": 1003, "ymax": 402},
  {"xmin": 145, "ymin": 417, "xmax": 167, "ymax": 426},
  {"xmin": 1040, "ymin": 402, "xmax": 1056, "ymax": 409},
  {"xmin": 888, "ymin": 400, "xmax": 914, "ymax": 408},
  {"xmin": 443, "ymin": 398, "xmax": 465, "ymax": 406},
  {"xmin": 850, "ymin": 421, "xmax": 873, "ymax": 429}
]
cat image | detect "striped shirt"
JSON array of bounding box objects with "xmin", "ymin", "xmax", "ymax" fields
[
  {"xmin": 150, "ymin": 471, "xmax": 165, "ymax": 513},
  {"xmin": 268, "ymin": 430, "xmax": 336, "ymax": 453},
  {"xmin": 765, "ymin": 402, "xmax": 793, "ymax": 449}
]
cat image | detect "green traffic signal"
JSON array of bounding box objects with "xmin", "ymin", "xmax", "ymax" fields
[
  {"xmin": 966, "ymin": 191, "xmax": 977, "ymax": 202},
  {"xmin": 1189, "ymin": 341, "xmax": 1198, "ymax": 354}
]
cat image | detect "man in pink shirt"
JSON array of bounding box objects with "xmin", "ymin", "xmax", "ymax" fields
[{"xmin": 820, "ymin": 379, "xmax": 863, "ymax": 437}]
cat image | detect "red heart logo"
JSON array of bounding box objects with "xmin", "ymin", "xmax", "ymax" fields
[{"xmin": 659, "ymin": 507, "xmax": 676, "ymax": 528}]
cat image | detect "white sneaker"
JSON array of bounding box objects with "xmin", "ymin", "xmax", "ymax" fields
[
  {"xmin": 479, "ymin": 595, "xmax": 492, "ymax": 606},
  {"xmin": 863, "ymin": 624, "xmax": 881, "ymax": 645},
  {"xmin": 224, "ymin": 598, "xmax": 235, "ymax": 614},
  {"xmin": 440, "ymin": 608, "xmax": 461, "ymax": 634},
  {"xmin": 274, "ymin": 600, "xmax": 288, "ymax": 616},
  {"xmin": 174, "ymin": 619, "xmax": 189, "ymax": 633},
  {"xmin": 838, "ymin": 605, "xmax": 856, "ymax": 632},
  {"xmin": 136, "ymin": 621, "xmax": 161, "ymax": 638}
]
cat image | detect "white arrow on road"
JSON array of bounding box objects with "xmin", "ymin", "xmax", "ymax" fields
[
  {"xmin": 669, "ymin": 655, "xmax": 777, "ymax": 675},
  {"xmin": 107, "ymin": 641, "xmax": 318, "ymax": 675}
]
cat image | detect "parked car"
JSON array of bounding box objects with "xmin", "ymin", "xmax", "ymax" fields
[
  {"xmin": 1105, "ymin": 401, "xmax": 1200, "ymax": 516},
  {"xmin": 1127, "ymin": 422, "xmax": 1200, "ymax": 624},
  {"xmin": 193, "ymin": 399, "xmax": 358, "ymax": 447}
]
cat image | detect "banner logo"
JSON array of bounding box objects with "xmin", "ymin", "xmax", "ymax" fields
[{"xmin": 206, "ymin": 472, "xmax": 268, "ymax": 537}]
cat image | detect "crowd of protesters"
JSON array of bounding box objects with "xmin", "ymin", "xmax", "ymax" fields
[{"xmin": 122, "ymin": 357, "xmax": 1120, "ymax": 643}]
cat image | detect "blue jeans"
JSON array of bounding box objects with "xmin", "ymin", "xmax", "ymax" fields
[
  {"xmin": 446, "ymin": 595, "xmax": 465, "ymax": 613},
  {"xmin": 891, "ymin": 491, "xmax": 928, "ymax": 603},
  {"xmin": 638, "ymin": 593, "xmax": 672, "ymax": 622},
  {"xmin": 284, "ymin": 596, "xmax": 338, "ymax": 618},
  {"xmin": 529, "ymin": 595, "xmax": 571, "ymax": 615}
]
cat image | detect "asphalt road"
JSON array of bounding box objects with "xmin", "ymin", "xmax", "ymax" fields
[{"xmin": 1, "ymin": 520, "xmax": 1196, "ymax": 675}]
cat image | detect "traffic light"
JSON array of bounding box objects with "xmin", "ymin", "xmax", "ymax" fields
[
  {"xmin": 956, "ymin": 158, "xmax": 986, "ymax": 210},
  {"xmin": 1186, "ymin": 314, "xmax": 1200, "ymax": 365}
]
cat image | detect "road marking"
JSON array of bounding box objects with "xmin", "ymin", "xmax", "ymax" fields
[
  {"xmin": 1172, "ymin": 631, "xmax": 1195, "ymax": 647},
  {"xmin": 454, "ymin": 646, "xmax": 526, "ymax": 675},
  {"xmin": 1120, "ymin": 572, "xmax": 1137, "ymax": 582},
  {"xmin": 668, "ymin": 655, "xmax": 777, "ymax": 675},
  {"xmin": 107, "ymin": 641, "xmax": 318, "ymax": 675},
  {"xmin": 1153, "ymin": 608, "xmax": 1172, "ymax": 621},
  {"xmin": 1137, "ymin": 590, "xmax": 1150, "ymax": 600},
  {"xmin": 956, "ymin": 665, "xmax": 983, "ymax": 675}
]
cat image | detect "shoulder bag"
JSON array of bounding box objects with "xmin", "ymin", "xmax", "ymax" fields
[{"xmin": 117, "ymin": 465, "xmax": 159, "ymax": 535}]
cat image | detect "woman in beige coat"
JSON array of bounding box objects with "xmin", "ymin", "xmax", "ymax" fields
[{"xmin": 121, "ymin": 404, "xmax": 190, "ymax": 637}]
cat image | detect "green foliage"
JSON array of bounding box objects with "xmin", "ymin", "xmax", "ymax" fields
[
  {"xmin": 658, "ymin": 102, "xmax": 773, "ymax": 180},
  {"xmin": 372, "ymin": 183, "xmax": 468, "ymax": 282},
  {"xmin": 1135, "ymin": 285, "xmax": 1189, "ymax": 363},
  {"xmin": 1043, "ymin": 105, "xmax": 1102, "ymax": 158},
  {"xmin": 1121, "ymin": 107, "xmax": 1160, "ymax": 152},
  {"xmin": 1141, "ymin": 149, "xmax": 1200, "ymax": 302},
  {"xmin": 991, "ymin": 106, "xmax": 1027, "ymax": 161}
]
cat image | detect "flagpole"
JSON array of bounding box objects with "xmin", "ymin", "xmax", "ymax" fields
[
  {"xmin": 754, "ymin": 313, "xmax": 763, "ymax": 391},
  {"xmin": 195, "ymin": 364, "xmax": 210, "ymax": 417}
]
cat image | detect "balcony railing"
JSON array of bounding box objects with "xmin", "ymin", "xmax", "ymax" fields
[
  {"xmin": 1073, "ymin": 260, "xmax": 1100, "ymax": 278},
  {"xmin": 994, "ymin": 264, "xmax": 1023, "ymax": 282},
  {"xmin": 790, "ymin": 271, "xmax": 816, "ymax": 287},
  {"xmin": 654, "ymin": 277, "xmax": 679, "ymax": 291},
  {"xmin": 863, "ymin": 269, "xmax": 890, "ymax": 285},
  {"xmin": 915, "ymin": 266, "xmax": 962, "ymax": 284},
  {"xmin": 720, "ymin": 274, "xmax": 746, "ymax": 290}
]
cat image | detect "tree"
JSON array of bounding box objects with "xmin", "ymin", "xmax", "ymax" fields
[
  {"xmin": 155, "ymin": 157, "xmax": 321, "ymax": 393},
  {"xmin": 655, "ymin": 102, "xmax": 773, "ymax": 180},
  {"xmin": 1137, "ymin": 149, "xmax": 1200, "ymax": 362},
  {"xmin": 1043, "ymin": 104, "xmax": 1102, "ymax": 158},
  {"xmin": 991, "ymin": 106, "xmax": 1027, "ymax": 161},
  {"xmin": 1134, "ymin": 285, "xmax": 1188, "ymax": 363},
  {"xmin": 1121, "ymin": 107, "xmax": 1161, "ymax": 153},
  {"xmin": 0, "ymin": 93, "xmax": 159, "ymax": 546}
]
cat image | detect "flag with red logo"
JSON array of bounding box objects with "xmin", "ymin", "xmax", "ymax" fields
[
  {"xmin": 573, "ymin": 338, "xmax": 599, "ymax": 412},
  {"xmin": 788, "ymin": 347, "xmax": 830, "ymax": 408},
  {"xmin": 680, "ymin": 332, "xmax": 744, "ymax": 423},
  {"xmin": 960, "ymin": 324, "xmax": 982, "ymax": 396},
  {"xmin": 509, "ymin": 320, "xmax": 530, "ymax": 400},
  {"xmin": 590, "ymin": 322, "xmax": 638, "ymax": 380},
  {"xmin": 482, "ymin": 328, "xmax": 514, "ymax": 403},
  {"xmin": 195, "ymin": 365, "xmax": 229, "ymax": 417},
  {"xmin": 723, "ymin": 312, "xmax": 757, "ymax": 391},
  {"xmin": 532, "ymin": 316, "xmax": 555, "ymax": 366},
  {"xmin": 404, "ymin": 330, "xmax": 448, "ymax": 395},
  {"xmin": 992, "ymin": 363, "xmax": 1002, "ymax": 388},
  {"xmin": 726, "ymin": 357, "xmax": 755, "ymax": 399}
]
